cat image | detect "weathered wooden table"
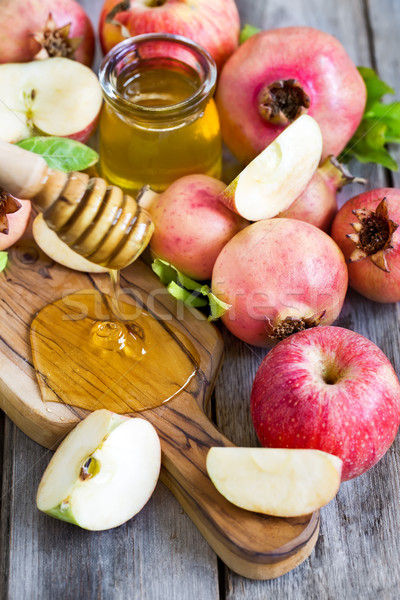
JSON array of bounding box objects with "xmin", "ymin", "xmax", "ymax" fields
[{"xmin": 1, "ymin": 0, "xmax": 400, "ymax": 598}]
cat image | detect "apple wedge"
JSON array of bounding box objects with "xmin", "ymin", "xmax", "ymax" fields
[
  {"xmin": 206, "ymin": 447, "xmax": 342, "ymax": 517},
  {"xmin": 36, "ymin": 410, "xmax": 161, "ymax": 531},
  {"xmin": 218, "ymin": 115, "xmax": 323, "ymax": 221},
  {"xmin": 33, "ymin": 213, "xmax": 109, "ymax": 273},
  {"xmin": 0, "ymin": 57, "xmax": 102, "ymax": 144}
]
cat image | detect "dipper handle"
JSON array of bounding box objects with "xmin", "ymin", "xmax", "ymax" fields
[
  {"xmin": 0, "ymin": 140, "xmax": 154, "ymax": 270},
  {"xmin": 0, "ymin": 139, "xmax": 49, "ymax": 199}
]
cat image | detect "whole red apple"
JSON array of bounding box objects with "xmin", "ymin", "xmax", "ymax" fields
[
  {"xmin": 0, "ymin": 0, "xmax": 95, "ymax": 66},
  {"xmin": 99, "ymin": 0, "xmax": 240, "ymax": 70},
  {"xmin": 250, "ymin": 326, "xmax": 400, "ymax": 481}
]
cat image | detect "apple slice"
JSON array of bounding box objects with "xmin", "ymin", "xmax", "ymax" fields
[
  {"xmin": 0, "ymin": 57, "xmax": 102, "ymax": 144},
  {"xmin": 218, "ymin": 115, "xmax": 323, "ymax": 221},
  {"xmin": 36, "ymin": 410, "xmax": 161, "ymax": 530},
  {"xmin": 33, "ymin": 213, "xmax": 109, "ymax": 273},
  {"xmin": 206, "ymin": 447, "xmax": 342, "ymax": 517}
]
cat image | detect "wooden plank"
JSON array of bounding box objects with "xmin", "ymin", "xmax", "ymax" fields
[
  {"xmin": 366, "ymin": 0, "xmax": 400, "ymax": 188},
  {"xmin": 215, "ymin": 0, "xmax": 400, "ymax": 597},
  {"xmin": 0, "ymin": 1, "xmax": 219, "ymax": 598},
  {"xmin": 1, "ymin": 421, "xmax": 219, "ymax": 600}
]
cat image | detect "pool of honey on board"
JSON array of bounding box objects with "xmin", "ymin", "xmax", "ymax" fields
[
  {"xmin": 30, "ymin": 271, "xmax": 200, "ymax": 414},
  {"xmin": 99, "ymin": 57, "xmax": 222, "ymax": 195}
]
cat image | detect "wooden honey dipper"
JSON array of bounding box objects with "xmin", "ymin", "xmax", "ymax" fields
[{"xmin": 0, "ymin": 139, "xmax": 154, "ymax": 270}]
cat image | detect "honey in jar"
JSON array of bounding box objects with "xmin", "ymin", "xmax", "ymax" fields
[{"xmin": 98, "ymin": 33, "xmax": 222, "ymax": 195}]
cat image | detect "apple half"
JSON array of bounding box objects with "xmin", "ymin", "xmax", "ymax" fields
[
  {"xmin": 33, "ymin": 213, "xmax": 109, "ymax": 273},
  {"xmin": 36, "ymin": 410, "xmax": 161, "ymax": 530},
  {"xmin": 218, "ymin": 115, "xmax": 323, "ymax": 221},
  {"xmin": 206, "ymin": 447, "xmax": 342, "ymax": 517},
  {"xmin": 0, "ymin": 57, "xmax": 102, "ymax": 144}
]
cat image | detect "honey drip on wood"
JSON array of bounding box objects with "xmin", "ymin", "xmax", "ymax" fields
[{"xmin": 30, "ymin": 271, "xmax": 199, "ymax": 414}]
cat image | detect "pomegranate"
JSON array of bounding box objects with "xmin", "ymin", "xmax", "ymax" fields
[
  {"xmin": 211, "ymin": 219, "xmax": 348, "ymax": 347},
  {"xmin": 279, "ymin": 156, "xmax": 366, "ymax": 232},
  {"xmin": 216, "ymin": 27, "xmax": 366, "ymax": 163},
  {"xmin": 142, "ymin": 175, "xmax": 246, "ymax": 280},
  {"xmin": 99, "ymin": 0, "xmax": 240, "ymax": 70},
  {"xmin": 0, "ymin": 0, "xmax": 95, "ymax": 67},
  {"xmin": 0, "ymin": 191, "xmax": 31, "ymax": 251},
  {"xmin": 331, "ymin": 188, "xmax": 400, "ymax": 302}
]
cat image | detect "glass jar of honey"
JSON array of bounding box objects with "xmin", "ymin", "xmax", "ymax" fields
[{"xmin": 98, "ymin": 33, "xmax": 222, "ymax": 195}]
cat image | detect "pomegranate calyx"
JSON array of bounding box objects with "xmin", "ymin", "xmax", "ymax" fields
[
  {"xmin": 33, "ymin": 13, "xmax": 83, "ymax": 60},
  {"xmin": 258, "ymin": 79, "xmax": 310, "ymax": 126},
  {"xmin": 0, "ymin": 189, "xmax": 22, "ymax": 235},
  {"xmin": 320, "ymin": 156, "xmax": 367, "ymax": 191},
  {"xmin": 266, "ymin": 311, "xmax": 326, "ymax": 342},
  {"xmin": 347, "ymin": 198, "xmax": 398, "ymax": 272}
]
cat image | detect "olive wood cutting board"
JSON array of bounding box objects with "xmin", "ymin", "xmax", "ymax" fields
[{"xmin": 0, "ymin": 223, "xmax": 319, "ymax": 580}]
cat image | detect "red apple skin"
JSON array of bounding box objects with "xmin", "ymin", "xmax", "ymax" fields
[
  {"xmin": 0, "ymin": 200, "xmax": 31, "ymax": 251},
  {"xmin": 216, "ymin": 27, "xmax": 366, "ymax": 163},
  {"xmin": 331, "ymin": 188, "xmax": 400, "ymax": 303},
  {"xmin": 149, "ymin": 174, "xmax": 246, "ymax": 280},
  {"xmin": 0, "ymin": 0, "xmax": 95, "ymax": 66},
  {"xmin": 66, "ymin": 113, "xmax": 100, "ymax": 145},
  {"xmin": 99, "ymin": 0, "xmax": 240, "ymax": 70},
  {"xmin": 250, "ymin": 326, "xmax": 400, "ymax": 481},
  {"xmin": 211, "ymin": 219, "xmax": 348, "ymax": 346}
]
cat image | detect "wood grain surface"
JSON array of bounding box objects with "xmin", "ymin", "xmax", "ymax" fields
[
  {"xmin": 1, "ymin": 0, "xmax": 400, "ymax": 598},
  {"xmin": 0, "ymin": 214, "xmax": 322, "ymax": 579}
]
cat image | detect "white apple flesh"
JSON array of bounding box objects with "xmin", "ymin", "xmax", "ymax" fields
[
  {"xmin": 218, "ymin": 114, "xmax": 323, "ymax": 221},
  {"xmin": 36, "ymin": 410, "xmax": 161, "ymax": 530},
  {"xmin": 207, "ymin": 447, "xmax": 342, "ymax": 517},
  {"xmin": 33, "ymin": 213, "xmax": 110, "ymax": 273},
  {"xmin": 0, "ymin": 57, "xmax": 102, "ymax": 144}
]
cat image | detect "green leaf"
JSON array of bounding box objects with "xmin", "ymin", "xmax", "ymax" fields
[
  {"xmin": 167, "ymin": 281, "xmax": 208, "ymax": 308},
  {"xmin": 16, "ymin": 137, "xmax": 99, "ymax": 173},
  {"xmin": 358, "ymin": 67, "xmax": 394, "ymax": 111},
  {"xmin": 151, "ymin": 258, "xmax": 231, "ymax": 321},
  {"xmin": 239, "ymin": 24, "xmax": 261, "ymax": 44},
  {"xmin": 0, "ymin": 251, "xmax": 8, "ymax": 272},
  {"xmin": 151, "ymin": 259, "xmax": 177, "ymax": 286},
  {"xmin": 339, "ymin": 67, "xmax": 400, "ymax": 170},
  {"xmin": 354, "ymin": 120, "xmax": 398, "ymax": 170}
]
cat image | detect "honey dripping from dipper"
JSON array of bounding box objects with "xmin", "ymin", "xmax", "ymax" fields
[{"xmin": 0, "ymin": 141, "xmax": 199, "ymax": 413}]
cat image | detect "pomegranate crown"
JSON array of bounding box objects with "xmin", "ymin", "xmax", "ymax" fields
[{"xmin": 346, "ymin": 197, "xmax": 398, "ymax": 272}]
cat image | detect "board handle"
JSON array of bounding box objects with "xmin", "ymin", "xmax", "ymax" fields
[{"xmin": 145, "ymin": 397, "xmax": 319, "ymax": 580}]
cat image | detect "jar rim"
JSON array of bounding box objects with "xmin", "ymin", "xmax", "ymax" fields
[{"xmin": 99, "ymin": 33, "xmax": 217, "ymax": 120}]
